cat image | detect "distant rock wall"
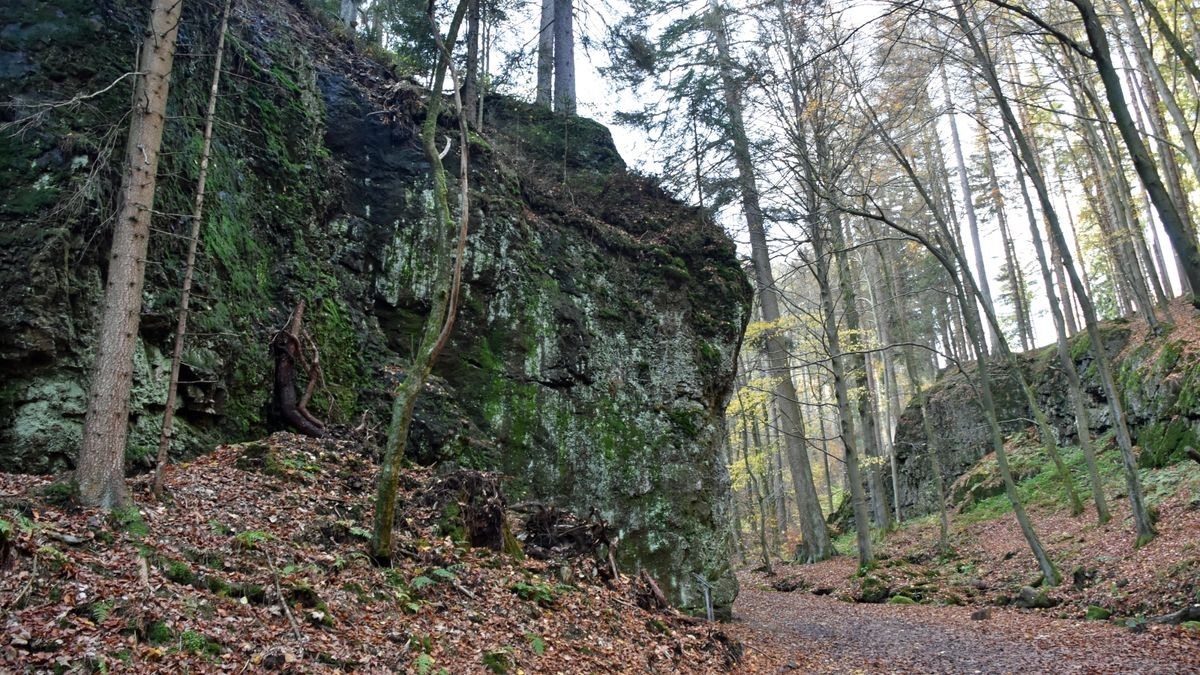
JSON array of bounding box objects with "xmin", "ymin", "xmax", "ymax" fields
[
  {"xmin": 894, "ymin": 314, "xmax": 1200, "ymax": 517},
  {"xmin": 0, "ymin": 0, "xmax": 750, "ymax": 614}
]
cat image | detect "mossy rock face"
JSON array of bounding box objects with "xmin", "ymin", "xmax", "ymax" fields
[
  {"xmin": 893, "ymin": 303, "xmax": 1200, "ymax": 518},
  {"xmin": 0, "ymin": 0, "xmax": 750, "ymax": 616}
]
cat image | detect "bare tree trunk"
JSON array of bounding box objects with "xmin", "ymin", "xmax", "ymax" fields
[
  {"xmin": 963, "ymin": 0, "xmax": 1156, "ymax": 545},
  {"xmin": 339, "ymin": 0, "xmax": 360, "ymax": 30},
  {"xmin": 463, "ymin": 0, "xmax": 480, "ymax": 125},
  {"xmin": 76, "ymin": 0, "xmax": 184, "ymax": 510},
  {"xmin": 724, "ymin": 437, "xmax": 747, "ymax": 563},
  {"xmin": 1007, "ymin": 144, "xmax": 1112, "ymax": 523},
  {"xmin": 552, "ymin": 0, "xmax": 575, "ymax": 114},
  {"xmin": 372, "ymin": 0, "xmax": 472, "ymax": 562},
  {"xmin": 154, "ymin": 0, "xmax": 232, "ymax": 499},
  {"xmin": 941, "ymin": 64, "xmax": 998, "ymax": 353},
  {"xmin": 536, "ymin": 0, "xmax": 554, "ymax": 108},
  {"xmin": 709, "ymin": 0, "xmax": 831, "ymax": 561},
  {"xmin": 867, "ymin": 243, "xmax": 904, "ymax": 523},
  {"xmin": 974, "ymin": 89, "xmax": 1034, "ymax": 350},
  {"xmin": 856, "ymin": 76, "xmax": 1061, "ymax": 584},
  {"xmin": 812, "ymin": 216, "xmax": 873, "ymax": 566}
]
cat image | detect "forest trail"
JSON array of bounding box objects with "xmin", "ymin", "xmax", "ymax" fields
[{"xmin": 729, "ymin": 585, "xmax": 1200, "ymax": 673}]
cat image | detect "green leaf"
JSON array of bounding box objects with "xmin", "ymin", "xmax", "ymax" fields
[
  {"xmin": 411, "ymin": 575, "xmax": 436, "ymax": 590},
  {"xmin": 415, "ymin": 653, "xmax": 435, "ymax": 675},
  {"xmin": 432, "ymin": 568, "xmax": 457, "ymax": 581}
]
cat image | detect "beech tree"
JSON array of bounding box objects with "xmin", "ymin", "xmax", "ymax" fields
[{"xmin": 76, "ymin": 0, "xmax": 184, "ymax": 509}]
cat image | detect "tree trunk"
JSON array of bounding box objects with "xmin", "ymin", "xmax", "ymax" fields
[
  {"xmin": 974, "ymin": 89, "xmax": 1034, "ymax": 350},
  {"xmin": 1007, "ymin": 139, "xmax": 1112, "ymax": 523},
  {"xmin": 372, "ymin": 0, "xmax": 472, "ymax": 562},
  {"xmin": 536, "ymin": 0, "xmax": 554, "ymax": 108},
  {"xmin": 76, "ymin": 0, "xmax": 184, "ymax": 510},
  {"xmin": 1071, "ymin": 0, "xmax": 1200, "ymax": 308},
  {"xmin": 154, "ymin": 0, "xmax": 232, "ymax": 499},
  {"xmin": 552, "ymin": 0, "xmax": 575, "ymax": 114},
  {"xmin": 708, "ymin": 0, "xmax": 831, "ymax": 561},
  {"xmin": 339, "ymin": 0, "xmax": 359, "ymax": 30},
  {"xmin": 941, "ymin": 64, "xmax": 998, "ymax": 353},
  {"xmin": 963, "ymin": 0, "xmax": 1156, "ymax": 545},
  {"xmin": 463, "ymin": 0, "xmax": 480, "ymax": 125}
]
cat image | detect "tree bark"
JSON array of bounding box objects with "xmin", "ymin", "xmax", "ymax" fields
[
  {"xmin": 463, "ymin": 0, "xmax": 480, "ymax": 125},
  {"xmin": 941, "ymin": 64, "xmax": 998, "ymax": 353},
  {"xmin": 76, "ymin": 0, "xmax": 184, "ymax": 510},
  {"xmin": 339, "ymin": 0, "xmax": 360, "ymax": 30},
  {"xmin": 536, "ymin": 0, "xmax": 554, "ymax": 108},
  {"xmin": 552, "ymin": 0, "xmax": 575, "ymax": 114}
]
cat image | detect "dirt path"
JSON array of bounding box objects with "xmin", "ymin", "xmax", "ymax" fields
[{"xmin": 726, "ymin": 586, "xmax": 1200, "ymax": 673}]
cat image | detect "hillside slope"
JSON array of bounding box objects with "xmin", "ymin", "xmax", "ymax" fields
[{"xmin": 0, "ymin": 434, "xmax": 750, "ymax": 672}]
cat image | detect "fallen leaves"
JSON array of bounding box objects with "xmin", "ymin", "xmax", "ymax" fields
[{"xmin": 0, "ymin": 432, "xmax": 739, "ymax": 672}]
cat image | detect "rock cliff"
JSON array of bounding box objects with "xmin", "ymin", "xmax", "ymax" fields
[
  {"xmin": 0, "ymin": 0, "xmax": 750, "ymax": 613},
  {"xmin": 894, "ymin": 309, "xmax": 1200, "ymax": 516}
]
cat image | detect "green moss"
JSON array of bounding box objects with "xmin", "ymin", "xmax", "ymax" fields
[
  {"xmin": 1135, "ymin": 419, "xmax": 1198, "ymax": 469},
  {"xmin": 146, "ymin": 621, "xmax": 173, "ymax": 645},
  {"xmin": 1085, "ymin": 605, "xmax": 1111, "ymax": 620},
  {"xmin": 180, "ymin": 630, "xmax": 222, "ymax": 657},
  {"xmin": 110, "ymin": 507, "xmax": 148, "ymax": 538},
  {"xmin": 163, "ymin": 558, "xmax": 197, "ymax": 586}
]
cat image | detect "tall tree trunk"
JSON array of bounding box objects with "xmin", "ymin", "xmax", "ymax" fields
[
  {"xmin": 1070, "ymin": 0, "xmax": 1200, "ymax": 307},
  {"xmin": 868, "ymin": 242, "xmax": 904, "ymax": 523},
  {"xmin": 463, "ymin": 0, "xmax": 480, "ymax": 125},
  {"xmin": 1006, "ymin": 141, "xmax": 1112, "ymax": 523},
  {"xmin": 76, "ymin": 0, "xmax": 184, "ymax": 510},
  {"xmin": 857, "ymin": 78, "xmax": 1061, "ymax": 583},
  {"xmin": 536, "ymin": 0, "xmax": 554, "ymax": 107},
  {"xmin": 724, "ymin": 436, "xmax": 747, "ymax": 562},
  {"xmin": 339, "ymin": 0, "xmax": 359, "ymax": 29},
  {"xmin": 963, "ymin": 0, "xmax": 1156, "ymax": 544},
  {"xmin": 811, "ymin": 211, "xmax": 873, "ymax": 566},
  {"xmin": 709, "ymin": 0, "xmax": 831, "ymax": 561},
  {"xmin": 154, "ymin": 0, "xmax": 232, "ymax": 499},
  {"xmin": 1002, "ymin": 127, "xmax": 1086, "ymax": 516},
  {"xmin": 941, "ymin": 64, "xmax": 999, "ymax": 352},
  {"xmin": 974, "ymin": 89, "xmax": 1034, "ymax": 350},
  {"xmin": 832, "ymin": 212, "xmax": 891, "ymax": 531},
  {"xmin": 552, "ymin": 0, "xmax": 575, "ymax": 114}
]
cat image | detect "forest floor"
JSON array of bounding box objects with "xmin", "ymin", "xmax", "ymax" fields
[
  {"xmin": 0, "ymin": 433, "xmax": 748, "ymax": 673},
  {"xmin": 4, "ymin": 439, "xmax": 1200, "ymax": 672},
  {"xmin": 722, "ymin": 441, "xmax": 1200, "ymax": 672},
  {"xmin": 727, "ymin": 582, "xmax": 1199, "ymax": 673}
]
